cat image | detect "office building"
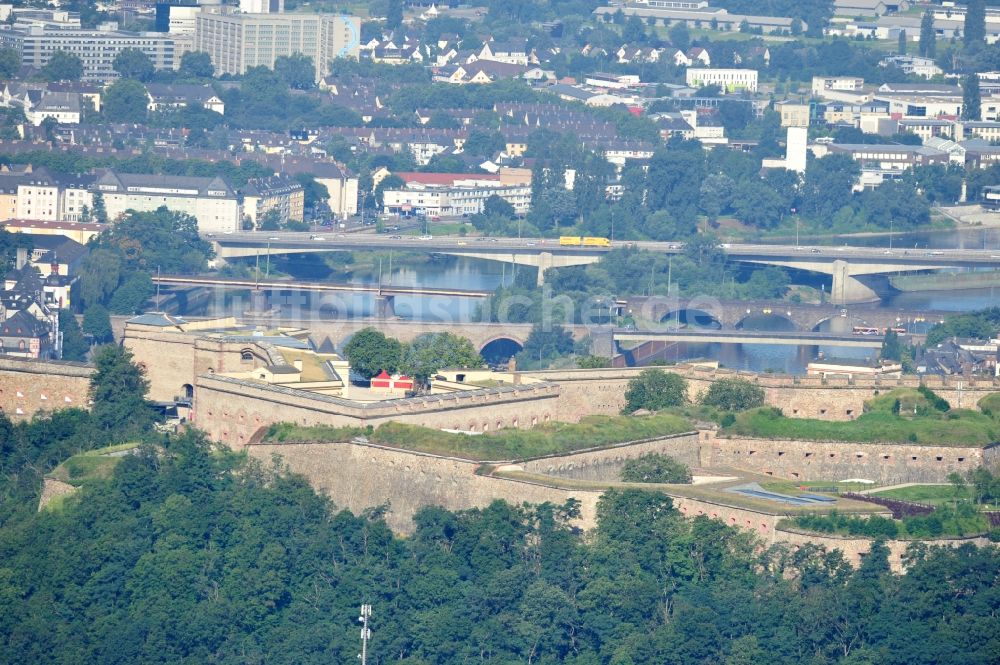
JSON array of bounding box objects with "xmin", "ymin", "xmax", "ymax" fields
[
  {"xmin": 0, "ymin": 24, "xmax": 176, "ymax": 82},
  {"xmin": 194, "ymin": 9, "xmax": 360, "ymax": 82}
]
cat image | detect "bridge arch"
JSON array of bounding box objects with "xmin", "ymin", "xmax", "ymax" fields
[
  {"xmin": 479, "ymin": 336, "xmax": 525, "ymax": 366},
  {"xmin": 659, "ymin": 309, "xmax": 723, "ymax": 330}
]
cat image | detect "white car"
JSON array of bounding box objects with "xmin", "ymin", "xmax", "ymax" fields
[{"xmin": 418, "ymin": 235, "xmax": 433, "ymax": 240}]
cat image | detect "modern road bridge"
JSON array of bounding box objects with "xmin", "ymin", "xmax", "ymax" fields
[{"xmin": 209, "ymin": 232, "xmax": 1000, "ymax": 304}]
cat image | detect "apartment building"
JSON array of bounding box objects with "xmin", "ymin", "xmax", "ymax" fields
[
  {"xmin": 0, "ymin": 24, "xmax": 176, "ymax": 82},
  {"xmin": 93, "ymin": 170, "xmax": 241, "ymax": 233},
  {"xmin": 777, "ymin": 101, "xmax": 810, "ymax": 127},
  {"xmin": 685, "ymin": 68, "xmax": 758, "ymax": 93},
  {"xmin": 382, "ymin": 172, "xmax": 531, "ymax": 217},
  {"xmin": 193, "ymin": 9, "xmax": 360, "ymax": 82},
  {"xmin": 242, "ymin": 176, "xmax": 304, "ymax": 227},
  {"xmin": 0, "ymin": 168, "xmax": 94, "ymax": 222}
]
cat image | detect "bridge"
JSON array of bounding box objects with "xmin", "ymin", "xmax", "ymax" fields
[
  {"xmin": 613, "ymin": 328, "xmax": 885, "ymax": 349},
  {"xmin": 622, "ymin": 296, "xmax": 952, "ymax": 332},
  {"xmin": 151, "ymin": 275, "xmax": 490, "ymax": 318},
  {"xmin": 209, "ymin": 232, "xmax": 1000, "ymax": 304}
]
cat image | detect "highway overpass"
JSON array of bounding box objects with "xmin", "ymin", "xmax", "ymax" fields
[{"xmin": 209, "ymin": 232, "xmax": 1000, "ymax": 304}]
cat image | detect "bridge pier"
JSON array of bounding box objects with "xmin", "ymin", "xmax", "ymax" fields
[
  {"xmin": 590, "ymin": 325, "xmax": 616, "ymax": 358},
  {"xmin": 374, "ymin": 294, "xmax": 396, "ymax": 319},
  {"xmin": 536, "ymin": 251, "xmax": 553, "ymax": 286},
  {"xmin": 830, "ymin": 260, "xmax": 880, "ymax": 305},
  {"xmin": 249, "ymin": 289, "xmax": 268, "ymax": 314}
]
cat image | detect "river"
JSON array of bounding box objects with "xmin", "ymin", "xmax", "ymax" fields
[{"xmin": 189, "ymin": 228, "xmax": 998, "ymax": 373}]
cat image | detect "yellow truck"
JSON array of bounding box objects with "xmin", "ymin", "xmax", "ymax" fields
[{"xmin": 560, "ymin": 236, "xmax": 611, "ymax": 246}]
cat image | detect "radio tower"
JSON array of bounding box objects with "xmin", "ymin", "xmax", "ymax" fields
[{"xmin": 358, "ymin": 604, "xmax": 372, "ymax": 665}]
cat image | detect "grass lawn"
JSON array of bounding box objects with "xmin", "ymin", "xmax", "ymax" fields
[
  {"xmin": 47, "ymin": 443, "xmax": 140, "ymax": 487},
  {"xmin": 872, "ymin": 484, "xmax": 982, "ymax": 507},
  {"xmin": 261, "ymin": 413, "xmax": 695, "ymax": 461}
]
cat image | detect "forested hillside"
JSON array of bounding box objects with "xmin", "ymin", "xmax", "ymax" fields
[{"xmin": 1, "ymin": 424, "xmax": 999, "ymax": 664}]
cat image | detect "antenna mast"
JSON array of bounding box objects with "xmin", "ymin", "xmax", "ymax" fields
[{"xmin": 358, "ymin": 604, "xmax": 372, "ymax": 665}]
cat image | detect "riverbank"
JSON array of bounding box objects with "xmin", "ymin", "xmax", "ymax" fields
[{"xmin": 890, "ymin": 270, "xmax": 1000, "ymax": 292}]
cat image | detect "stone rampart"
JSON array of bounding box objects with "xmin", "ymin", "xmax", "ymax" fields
[
  {"xmin": 774, "ymin": 527, "xmax": 990, "ymax": 571},
  {"xmin": 245, "ymin": 437, "xmax": 993, "ymax": 571},
  {"xmin": 37, "ymin": 478, "xmax": 78, "ymax": 511},
  {"xmin": 519, "ymin": 432, "xmax": 703, "ymax": 481},
  {"xmin": 0, "ymin": 357, "xmax": 93, "ymax": 419},
  {"xmin": 246, "ymin": 441, "xmax": 605, "ymax": 534},
  {"xmin": 706, "ymin": 432, "xmax": 996, "ymax": 484},
  {"xmin": 524, "ymin": 365, "xmax": 1000, "ymax": 421},
  {"xmin": 198, "ymin": 375, "xmax": 562, "ymax": 448}
]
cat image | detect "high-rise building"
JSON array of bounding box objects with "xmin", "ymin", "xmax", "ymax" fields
[
  {"xmin": 194, "ymin": 9, "xmax": 359, "ymax": 82},
  {"xmin": 0, "ymin": 24, "xmax": 176, "ymax": 82}
]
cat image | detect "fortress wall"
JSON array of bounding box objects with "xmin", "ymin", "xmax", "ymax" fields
[
  {"xmin": 527, "ymin": 366, "xmax": 1000, "ymax": 422},
  {"xmin": 246, "ymin": 441, "xmax": 605, "ymax": 534},
  {"xmin": 520, "ymin": 432, "xmax": 702, "ymax": 481},
  {"xmin": 707, "ymin": 432, "xmax": 991, "ymax": 484},
  {"xmin": 774, "ymin": 528, "xmax": 990, "ymax": 571},
  {"xmin": 0, "ymin": 358, "xmax": 93, "ymax": 419},
  {"xmin": 246, "ymin": 438, "xmax": 992, "ymax": 570},
  {"xmin": 196, "ymin": 376, "xmax": 562, "ymax": 448}
]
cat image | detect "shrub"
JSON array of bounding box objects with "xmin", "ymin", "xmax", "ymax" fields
[
  {"xmin": 623, "ymin": 368, "xmax": 687, "ymax": 413},
  {"xmin": 620, "ymin": 453, "xmax": 692, "ymax": 484},
  {"xmin": 700, "ymin": 377, "xmax": 765, "ymax": 412}
]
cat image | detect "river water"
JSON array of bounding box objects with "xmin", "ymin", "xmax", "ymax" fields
[{"xmin": 192, "ymin": 228, "xmax": 1000, "ymax": 373}]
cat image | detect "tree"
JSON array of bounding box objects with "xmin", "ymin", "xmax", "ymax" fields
[
  {"xmin": 112, "ymin": 48, "xmax": 154, "ymax": 81},
  {"xmin": 400, "ymin": 332, "xmax": 482, "ymax": 386},
  {"xmin": 897, "ymin": 29, "xmax": 907, "ymax": 55},
  {"xmin": 82, "ymin": 304, "xmax": 113, "ymax": 344},
  {"xmin": 343, "ymin": 327, "xmax": 403, "ymax": 379},
  {"xmin": 623, "ymin": 368, "xmax": 687, "ymax": 412},
  {"xmin": 108, "ymin": 272, "xmax": 154, "ymax": 314},
  {"xmin": 0, "ymin": 47, "xmax": 20, "ymax": 79},
  {"xmin": 668, "ymin": 21, "xmax": 690, "ymax": 51},
  {"xmin": 103, "ymin": 79, "xmax": 149, "ymax": 123},
  {"xmin": 58, "ymin": 309, "xmax": 88, "ymax": 361},
  {"xmin": 179, "ymin": 51, "xmax": 214, "ymax": 78},
  {"xmin": 518, "ymin": 324, "xmax": 575, "ymax": 368},
  {"xmin": 41, "ymin": 50, "xmax": 83, "ymax": 81},
  {"xmin": 919, "ymin": 10, "xmax": 936, "ymax": 58},
  {"xmin": 881, "ymin": 330, "xmax": 903, "ymax": 361},
  {"xmin": 274, "ymin": 53, "xmax": 315, "ymax": 89},
  {"xmin": 92, "ymin": 191, "xmax": 108, "ymax": 223},
  {"xmin": 258, "ymin": 208, "xmax": 283, "ymax": 231},
  {"xmin": 483, "ymin": 194, "xmax": 515, "ymax": 219},
  {"xmin": 96, "ymin": 207, "xmax": 213, "ymax": 273},
  {"xmin": 965, "ymin": 0, "xmax": 985, "ymax": 46},
  {"xmin": 88, "ymin": 344, "xmax": 154, "ymax": 438},
  {"xmin": 963, "ymin": 74, "xmax": 982, "ymax": 121},
  {"xmin": 699, "ymin": 378, "xmax": 765, "ymax": 412},
  {"xmin": 620, "ymin": 453, "xmax": 692, "ymax": 484},
  {"xmin": 386, "ymin": 0, "xmax": 403, "ymax": 30}
]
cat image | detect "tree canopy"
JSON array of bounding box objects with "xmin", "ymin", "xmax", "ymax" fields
[{"xmin": 624, "ymin": 368, "xmax": 688, "ymax": 412}]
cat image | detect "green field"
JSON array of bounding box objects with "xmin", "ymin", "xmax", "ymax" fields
[{"xmin": 262, "ymin": 413, "xmax": 694, "ymax": 461}]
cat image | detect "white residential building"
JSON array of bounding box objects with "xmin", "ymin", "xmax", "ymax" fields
[
  {"xmin": 685, "ymin": 68, "xmax": 757, "ymax": 93},
  {"xmin": 382, "ymin": 172, "xmax": 531, "ymax": 217},
  {"xmin": 93, "ymin": 170, "xmax": 242, "ymax": 233}
]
